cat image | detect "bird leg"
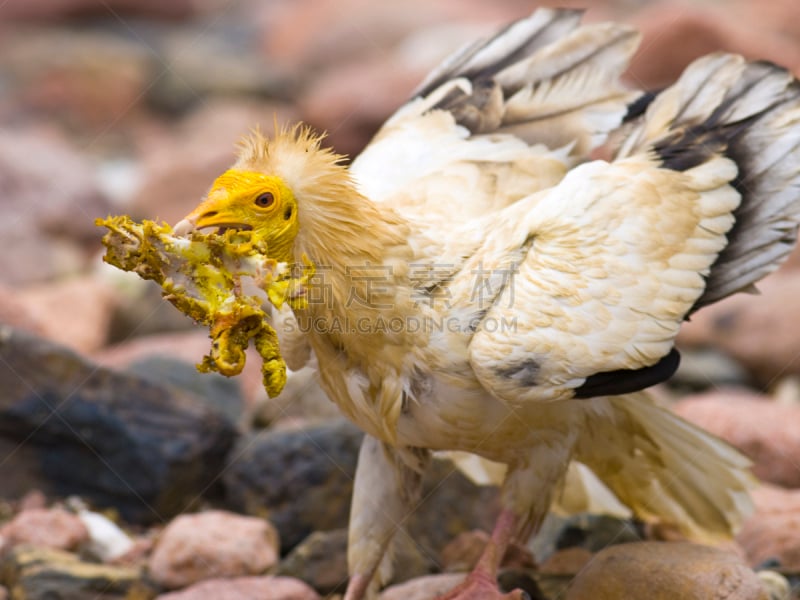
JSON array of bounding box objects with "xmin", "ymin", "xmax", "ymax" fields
[
  {"xmin": 344, "ymin": 436, "xmax": 429, "ymax": 600},
  {"xmin": 434, "ymin": 508, "xmax": 527, "ymax": 600}
]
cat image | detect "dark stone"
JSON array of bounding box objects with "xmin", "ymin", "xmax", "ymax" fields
[
  {"xmin": 0, "ymin": 546, "xmax": 140, "ymax": 600},
  {"xmin": 0, "ymin": 327, "xmax": 237, "ymax": 523},
  {"xmin": 224, "ymin": 420, "xmax": 500, "ymax": 563},
  {"xmin": 125, "ymin": 356, "xmax": 245, "ymax": 427},
  {"xmin": 222, "ymin": 419, "xmax": 363, "ymax": 553},
  {"xmin": 498, "ymin": 569, "xmax": 547, "ymax": 600},
  {"xmin": 273, "ymin": 529, "xmax": 349, "ymax": 595},
  {"xmin": 553, "ymin": 514, "xmax": 643, "ymax": 553},
  {"xmin": 407, "ymin": 459, "xmax": 500, "ymax": 568}
]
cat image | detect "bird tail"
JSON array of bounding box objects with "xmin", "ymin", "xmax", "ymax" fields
[
  {"xmin": 617, "ymin": 53, "xmax": 800, "ymax": 311},
  {"xmin": 571, "ymin": 392, "xmax": 755, "ymax": 541},
  {"xmin": 443, "ymin": 391, "xmax": 754, "ymax": 540},
  {"xmin": 411, "ymin": 8, "xmax": 641, "ymax": 156}
]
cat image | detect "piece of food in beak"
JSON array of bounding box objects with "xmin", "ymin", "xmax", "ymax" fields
[{"xmin": 95, "ymin": 215, "xmax": 287, "ymax": 397}]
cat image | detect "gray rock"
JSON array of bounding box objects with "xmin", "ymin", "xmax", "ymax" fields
[
  {"xmin": 223, "ymin": 419, "xmax": 362, "ymax": 553},
  {"xmin": 552, "ymin": 513, "xmax": 642, "ymax": 554},
  {"xmin": 224, "ymin": 420, "xmax": 499, "ymax": 564},
  {"xmin": 497, "ymin": 570, "xmax": 548, "ymax": 600},
  {"xmin": 106, "ymin": 282, "xmax": 196, "ymax": 344},
  {"xmin": 0, "ymin": 546, "xmax": 140, "ymax": 600},
  {"xmin": 148, "ymin": 25, "xmax": 293, "ymax": 115},
  {"xmin": 274, "ymin": 527, "xmax": 429, "ymax": 594},
  {"xmin": 252, "ymin": 366, "xmax": 341, "ymax": 428},
  {"xmin": 0, "ymin": 327, "xmax": 237, "ymax": 523},
  {"xmin": 274, "ymin": 529, "xmax": 349, "ymax": 595},
  {"xmin": 407, "ymin": 459, "xmax": 499, "ymax": 568},
  {"xmin": 670, "ymin": 347, "xmax": 753, "ymax": 392},
  {"xmin": 125, "ymin": 356, "xmax": 245, "ymax": 427}
]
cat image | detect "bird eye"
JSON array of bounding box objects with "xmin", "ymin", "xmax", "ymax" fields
[{"xmin": 255, "ymin": 192, "xmax": 275, "ymax": 208}]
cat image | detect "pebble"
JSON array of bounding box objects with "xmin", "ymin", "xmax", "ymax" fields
[
  {"xmin": 0, "ymin": 545, "xmax": 139, "ymax": 600},
  {"xmin": 77, "ymin": 509, "xmax": 135, "ymax": 563},
  {"xmin": 148, "ymin": 510, "xmax": 280, "ymax": 589},
  {"xmin": 380, "ymin": 573, "xmax": 466, "ymax": 600},
  {"xmin": 564, "ymin": 541, "xmax": 768, "ymax": 600},
  {"xmin": 0, "ymin": 508, "xmax": 88, "ymax": 552},
  {"xmin": 274, "ymin": 529, "xmax": 349, "ymax": 595},
  {"xmin": 154, "ymin": 576, "xmax": 321, "ymax": 600},
  {"xmin": 738, "ymin": 485, "xmax": 800, "ymax": 572}
]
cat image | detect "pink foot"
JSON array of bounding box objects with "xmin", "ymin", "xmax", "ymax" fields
[{"xmin": 435, "ymin": 570, "xmax": 527, "ymax": 600}]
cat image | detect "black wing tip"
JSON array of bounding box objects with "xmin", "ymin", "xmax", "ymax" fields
[
  {"xmin": 573, "ymin": 348, "xmax": 681, "ymax": 399},
  {"xmin": 623, "ymin": 89, "xmax": 660, "ymax": 124}
]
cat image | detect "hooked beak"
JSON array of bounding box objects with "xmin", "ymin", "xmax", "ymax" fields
[{"xmin": 173, "ymin": 191, "xmax": 252, "ymax": 237}]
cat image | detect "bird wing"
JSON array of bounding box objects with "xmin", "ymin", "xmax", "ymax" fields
[
  {"xmin": 461, "ymin": 52, "xmax": 800, "ymax": 405},
  {"xmin": 462, "ymin": 154, "xmax": 740, "ymax": 404},
  {"xmin": 349, "ymin": 8, "xmax": 640, "ymax": 222}
]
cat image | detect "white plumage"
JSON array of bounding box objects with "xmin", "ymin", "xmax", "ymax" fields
[{"xmin": 176, "ymin": 8, "xmax": 800, "ymax": 599}]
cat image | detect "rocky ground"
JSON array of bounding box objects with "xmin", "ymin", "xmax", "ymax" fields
[{"xmin": 2, "ymin": 0, "xmax": 800, "ymax": 598}]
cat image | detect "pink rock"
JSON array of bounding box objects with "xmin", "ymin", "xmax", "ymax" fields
[
  {"xmin": 0, "ymin": 130, "xmax": 111, "ymax": 285},
  {"xmin": 17, "ymin": 490, "xmax": 47, "ymax": 512},
  {"xmin": 738, "ymin": 485, "xmax": 800, "ymax": 571},
  {"xmin": 17, "ymin": 275, "xmax": 118, "ymax": 355},
  {"xmin": 0, "ymin": 286, "xmax": 47, "ymax": 337},
  {"xmin": 0, "ymin": 508, "xmax": 88, "ymax": 551},
  {"xmin": 154, "ymin": 576, "xmax": 320, "ymax": 600},
  {"xmin": 672, "ymin": 391, "xmax": 800, "ymax": 488},
  {"xmin": 109, "ymin": 536, "xmax": 154, "ymax": 567},
  {"xmin": 147, "ymin": 510, "xmax": 280, "ymax": 589},
  {"xmin": 380, "ymin": 573, "xmax": 466, "ymax": 600},
  {"xmin": 677, "ymin": 271, "xmax": 800, "ymax": 383}
]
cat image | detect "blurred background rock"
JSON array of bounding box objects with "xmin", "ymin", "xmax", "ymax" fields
[{"xmin": 1, "ymin": 1, "xmax": 800, "ymax": 598}]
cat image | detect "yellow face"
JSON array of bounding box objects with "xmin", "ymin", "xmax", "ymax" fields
[{"xmin": 179, "ymin": 169, "xmax": 299, "ymax": 262}]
